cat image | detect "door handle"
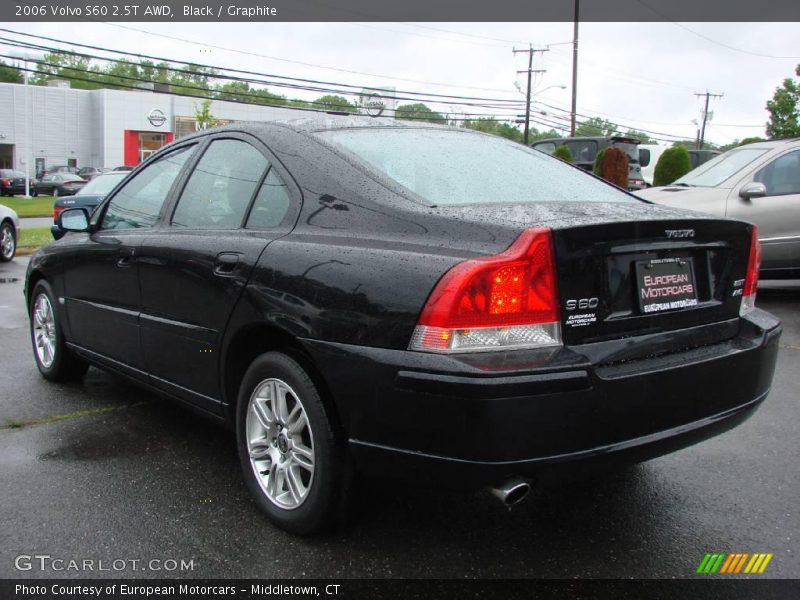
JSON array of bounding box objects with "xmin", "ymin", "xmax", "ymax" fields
[
  {"xmin": 214, "ymin": 252, "xmax": 240, "ymax": 276},
  {"xmin": 116, "ymin": 248, "xmax": 136, "ymax": 268}
]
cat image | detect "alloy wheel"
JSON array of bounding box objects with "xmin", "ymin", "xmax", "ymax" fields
[
  {"xmin": 33, "ymin": 293, "xmax": 57, "ymax": 368},
  {"xmin": 0, "ymin": 226, "xmax": 14, "ymax": 260},
  {"xmin": 246, "ymin": 378, "xmax": 316, "ymax": 510}
]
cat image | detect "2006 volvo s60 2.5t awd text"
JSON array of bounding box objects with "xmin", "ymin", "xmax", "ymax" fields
[{"xmin": 25, "ymin": 117, "xmax": 781, "ymax": 534}]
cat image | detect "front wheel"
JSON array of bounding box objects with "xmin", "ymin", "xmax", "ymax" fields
[
  {"xmin": 29, "ymin": 280, "xmax": 89, "ymax": 381},
  {"xmin": 0, "ymin": 222, "xmax": 15, "ymax": 262},
  {"xmin": 236, "ymin": 352, "xmax": 349, "ymax": 534}
]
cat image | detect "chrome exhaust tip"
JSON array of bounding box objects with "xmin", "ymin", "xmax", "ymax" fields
[{"xmin": 488, "ymin": 476, "xmax": 531, "ymax": 507}]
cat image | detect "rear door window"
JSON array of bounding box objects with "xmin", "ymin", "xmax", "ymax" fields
[
  {"xmin": 172, "ymin": 138, "xmax": 268, "ymax": 229},
  {"xmin": 564, "ymin": 140, "xmax": 598, "ymax": 163}
]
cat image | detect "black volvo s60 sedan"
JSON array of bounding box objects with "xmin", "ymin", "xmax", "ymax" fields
[{"xmin": 26, "ymin": 117, "xmax": 781, "ymax": 534}]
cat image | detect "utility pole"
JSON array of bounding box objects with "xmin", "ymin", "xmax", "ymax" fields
[
  {"xmin": 513, "ymin": 45, "xmax": 548, "ymax": 145},
  {"xmin": 694, "ymin": 91, "xmax": 723, "ymax": 149},
  {"xmin": 570, "ymin": 0, "xmax": 580, "ymax": 136}
]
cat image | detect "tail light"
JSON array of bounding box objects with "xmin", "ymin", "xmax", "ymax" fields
[
  {"xmin": 409, "ymin": 227, "xmax": 561, "ymax": 353},
  {"xmin": 740, "ymin": 225, "xmax": 761, "ymax": 316},
  {"xmin": 53, "ymin": 206, "xmax": 63, "ymax": 222},
  {"xmin": 1, "ymin": 178, "xmax": 9, "ymax": 187}
]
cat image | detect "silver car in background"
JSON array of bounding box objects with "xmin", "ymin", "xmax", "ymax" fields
[
  {"xmin": 0, "ymin": 203, "xmax": 20, "ymax": 262},
  {"xmin": 638, "ymin": 139, "xmax": 800, "ymax": 279}
]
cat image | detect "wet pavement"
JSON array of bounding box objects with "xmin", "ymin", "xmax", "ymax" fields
[{"xmin": 1, "ymin": 256, "xmax": 798, "ymax": 579}]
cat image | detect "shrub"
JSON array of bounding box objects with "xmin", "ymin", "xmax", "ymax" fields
[
  {"xmin": 592, "ymin": 148, "xmax": 608, "ymax": 176},
  {"xmin": 552, "ymin": 145, "xmax": 574, "ymax": 162},
  {"xmin": 653, "ymin": 146, "xmax": 692, "ymax": 186},
  {"xmin": 601, "ymin": 148, "xmax": 629, "ymax": 188}
]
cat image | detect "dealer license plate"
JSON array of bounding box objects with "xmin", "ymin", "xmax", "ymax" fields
[{"xmin": 635, "ymin": 258, "xmax": 698, "ymax": 314}]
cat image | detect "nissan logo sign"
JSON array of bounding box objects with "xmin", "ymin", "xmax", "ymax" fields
[
  {"xmin": 147, "ymin": 108, "xmax": 167, "ymax": 127},
  {"xmin": 362, "ymin": 93, "xmax": 385, "ymax": 117}
]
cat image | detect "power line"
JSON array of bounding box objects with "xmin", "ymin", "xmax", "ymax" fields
[
  {"xmin": 0, "ymin": 28, "xmax": 525, "ymax": 106},
  {"xmin": 0, "ymin": 37, "xmax": 528, "ymax": 113},
  {"xmin": 634, "ymin": 0, "xmax": 800, "ymax": 60}
]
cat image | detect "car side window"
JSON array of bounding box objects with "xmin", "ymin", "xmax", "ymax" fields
[
  {"xmin": 100, "ymin": 145, "xmax": 195, "ymax": 230},
  {"xmin": 754, "ymin": 150, "xmax": 800, "ymax": 196},
  {"xmin": 246, "ymin": 168, "xmax": 292, "ymax": 229},
  {"xmin": 172, "ymin": 138, "xmax": 268, "ymax": 229}
]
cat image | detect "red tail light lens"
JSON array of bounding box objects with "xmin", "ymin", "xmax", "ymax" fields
[
  {"xmin": 740, "ymin": 225, "xmax": 760, "ymax": 316},
  {"xmin": 53, "ymin": 206, "xmax": 63, "ymax": 221},
  {"xmin": 409, "ymin": 227, "xmax": 561, "ymax": 353},
  {"xmin": 1, "ymin": 178, "xmax": 9, "ymax": 187}
]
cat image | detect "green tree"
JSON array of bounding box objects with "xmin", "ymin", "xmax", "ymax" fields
[
  {"xmin": 31, "ymin": 51, "xmax": 96, "ymax": 88},
  {"xmin": 576, "ymin": 117, "xmax": 618, "ymax": 137},
  {"xmin": 395, "ymin": 103, "xmax": 446, "ymax": 123},
  {"xmin": 766, "ymin": 65, "xmax": 800, "ymax": 139},
  {"xmin": 0, "ymin": 60, "xmax": 23, "ymax": 83},
  {"xmin": 214, "ymin": 81, "xmax": 287, "ymax": 106},
  {"xmin": 194, "ymin": 99, "xmax": 218, "ymax": 130},
  {"xmin": 653, "ymin": 146, "xmax": 692, "ymax": 186},
  {"xmin": 528, "ymin": 129, "xmax": 562, "ymax": 143},
  {"xmin": 739, "ymin": 136, "xmax": 766, "ymax": 146},
  {"xmin": 622, "ymin": 129, "xmax": 655, "ymax": 144},
  {"xmin": 463, "ymin": 118, "xmax": 523, "ymax": 142},
  {"xmin": 552, "ymin": 145, "xmax": 573, "ymax": 162},
  {"xmin": 313, "ymin": 94, "xmax": 358, "ymax": 113}
]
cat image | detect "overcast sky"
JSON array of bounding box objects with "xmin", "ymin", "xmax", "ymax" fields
[{"xmin": 4, "ymin": 21, "xmax": 799, "ymax": 145}]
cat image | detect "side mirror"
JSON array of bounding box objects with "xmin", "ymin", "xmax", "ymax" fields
[
  {"xmin": 638, "ymin": 149, "xmax": 651, "ymax": 168},
  {"xmin": 58, "ymin": 207, "xmax": 90, "ymax": 232},
  {"xmin": 739, "ymin": 182, "xmax": 767, "ymax": 200}
]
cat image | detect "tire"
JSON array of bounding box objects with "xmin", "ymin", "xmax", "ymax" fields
[
  {"xmin": 0, "ymin": 222, "xmax": 15, "ymax": 262},
  {"xmin": 29, "ymin": 280, "xmax": 89, "ymax": 381},
  {"xmin": 31, "ymin": 190, "xmax": 38, "ymax": 197},
  {"xmin": 236, "ymin": 352, "xmax": 348, "ymax": 534},
  {"xmin": 53, "ymin": 188, "xmax": 59, "ymax": 198}
]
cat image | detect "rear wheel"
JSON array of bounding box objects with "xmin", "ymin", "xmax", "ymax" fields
[
  {"xmin": 236, "ymin": 352, "xmax": 348, "ymax": 534},
  {"xmin": 29, "ymin": 280, "xmax": 89, "ymax": 381},
  {"xmin": 0, "ymin": 222, "xmax": 15, "ymax": 262}
]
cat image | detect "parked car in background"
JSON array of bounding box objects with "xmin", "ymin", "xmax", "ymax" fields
[
  {"xmin": 40, "ymin": 165, "xmax": 80, "ymax": 178},
  {"xmin": 0, "ymin": 169, "xmax": 37, "ymax": 197},
  {"xmin": 51, "ymin": 171, "xmax": 129, "ymax": 239},
  {"xmin": 689, "ymin": 149, "xmax": 721, "ymax": 170},
  {"xmin": 531, "ymin": 136, "xmax": 646, "ymax": 190},
  {"xmin": 638, "ymin": 138, "xmax": 800, "ymax": 279},
  {"xmin": 26, "ymin": 118, "xmax": 780, "ymax": 534},
  {"xmin": 76, "ymin": 166, "xmax": 109, "ymax": 182},
  {"xmin": 36, "ymin": 173, "xmax": 86, "ymax": 198},
  {"xmin": 112, "ymin": 165, "xmax": 134, "ymax": 172},
  {"xmin": 0, "ymin": 203, "xmax": 20, "ymax": 262}
]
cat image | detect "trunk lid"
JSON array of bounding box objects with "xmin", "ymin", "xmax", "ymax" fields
[
  {"xmin": 553, "ymin": 218, "xmax": 752, "ymax": 346},
  {"xmin": 433, "ymin": 201, "xmax": 752, "ymax": 347}
]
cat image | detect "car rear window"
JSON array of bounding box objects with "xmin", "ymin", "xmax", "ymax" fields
[{"xmin": 319, "ymin": 128, "xmax": 635, "ymax": 206}]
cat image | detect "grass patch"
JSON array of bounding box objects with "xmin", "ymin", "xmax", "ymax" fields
[
  {"xmin": 0, "ymin": 195, "xmax": 55, "ymax": 218},
  {"xmin": 18, "ymin": 227, "xmax": 52, "ymax": 249},
  {"xmin": 1, "ymin": 402, "xmax": 147, "ymax": 430}
]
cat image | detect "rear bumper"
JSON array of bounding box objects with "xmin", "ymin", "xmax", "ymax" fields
[{"xmin": 303, "ymin": 309, "xmax": 781, "ymax": 488}]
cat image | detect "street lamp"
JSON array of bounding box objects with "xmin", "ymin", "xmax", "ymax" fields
[{"xmin": 8, "ymin": 51, "xmax": 42, "ymax": 198}]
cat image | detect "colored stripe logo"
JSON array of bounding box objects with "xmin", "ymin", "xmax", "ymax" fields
[{"xmin": 697, "ymin": 552, "xmax": 773, "ymax": 574}]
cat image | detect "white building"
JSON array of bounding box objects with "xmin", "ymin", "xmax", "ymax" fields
[{"xmin": 0, "ymin": 81, "xmax": 349, "ymax": 176}]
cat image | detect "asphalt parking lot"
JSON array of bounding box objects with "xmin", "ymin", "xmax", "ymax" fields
[{"xmin": 1, "ymin": 256, "xmax": 798, "ymax": 580}]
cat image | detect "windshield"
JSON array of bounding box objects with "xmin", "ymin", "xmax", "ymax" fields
[
  {"xmin": 77, "ymin": 172, "xmax": 127, "ymax": 195},
  {"xmin": 674, "ymin": 147, "xmax": 769, "ymax": 187},
  {"xmin": 319, "ymin": 128, "xmax": 636, "ymax": 206}
]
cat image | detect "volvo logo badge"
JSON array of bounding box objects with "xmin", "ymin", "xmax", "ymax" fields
[
  {"xmin": 147, "ymin": 108, "xmax": 167, "ymax": 127},
  {"xmin": 665, "ymin": 229, "xmax": 695, "ymax": 239}
]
